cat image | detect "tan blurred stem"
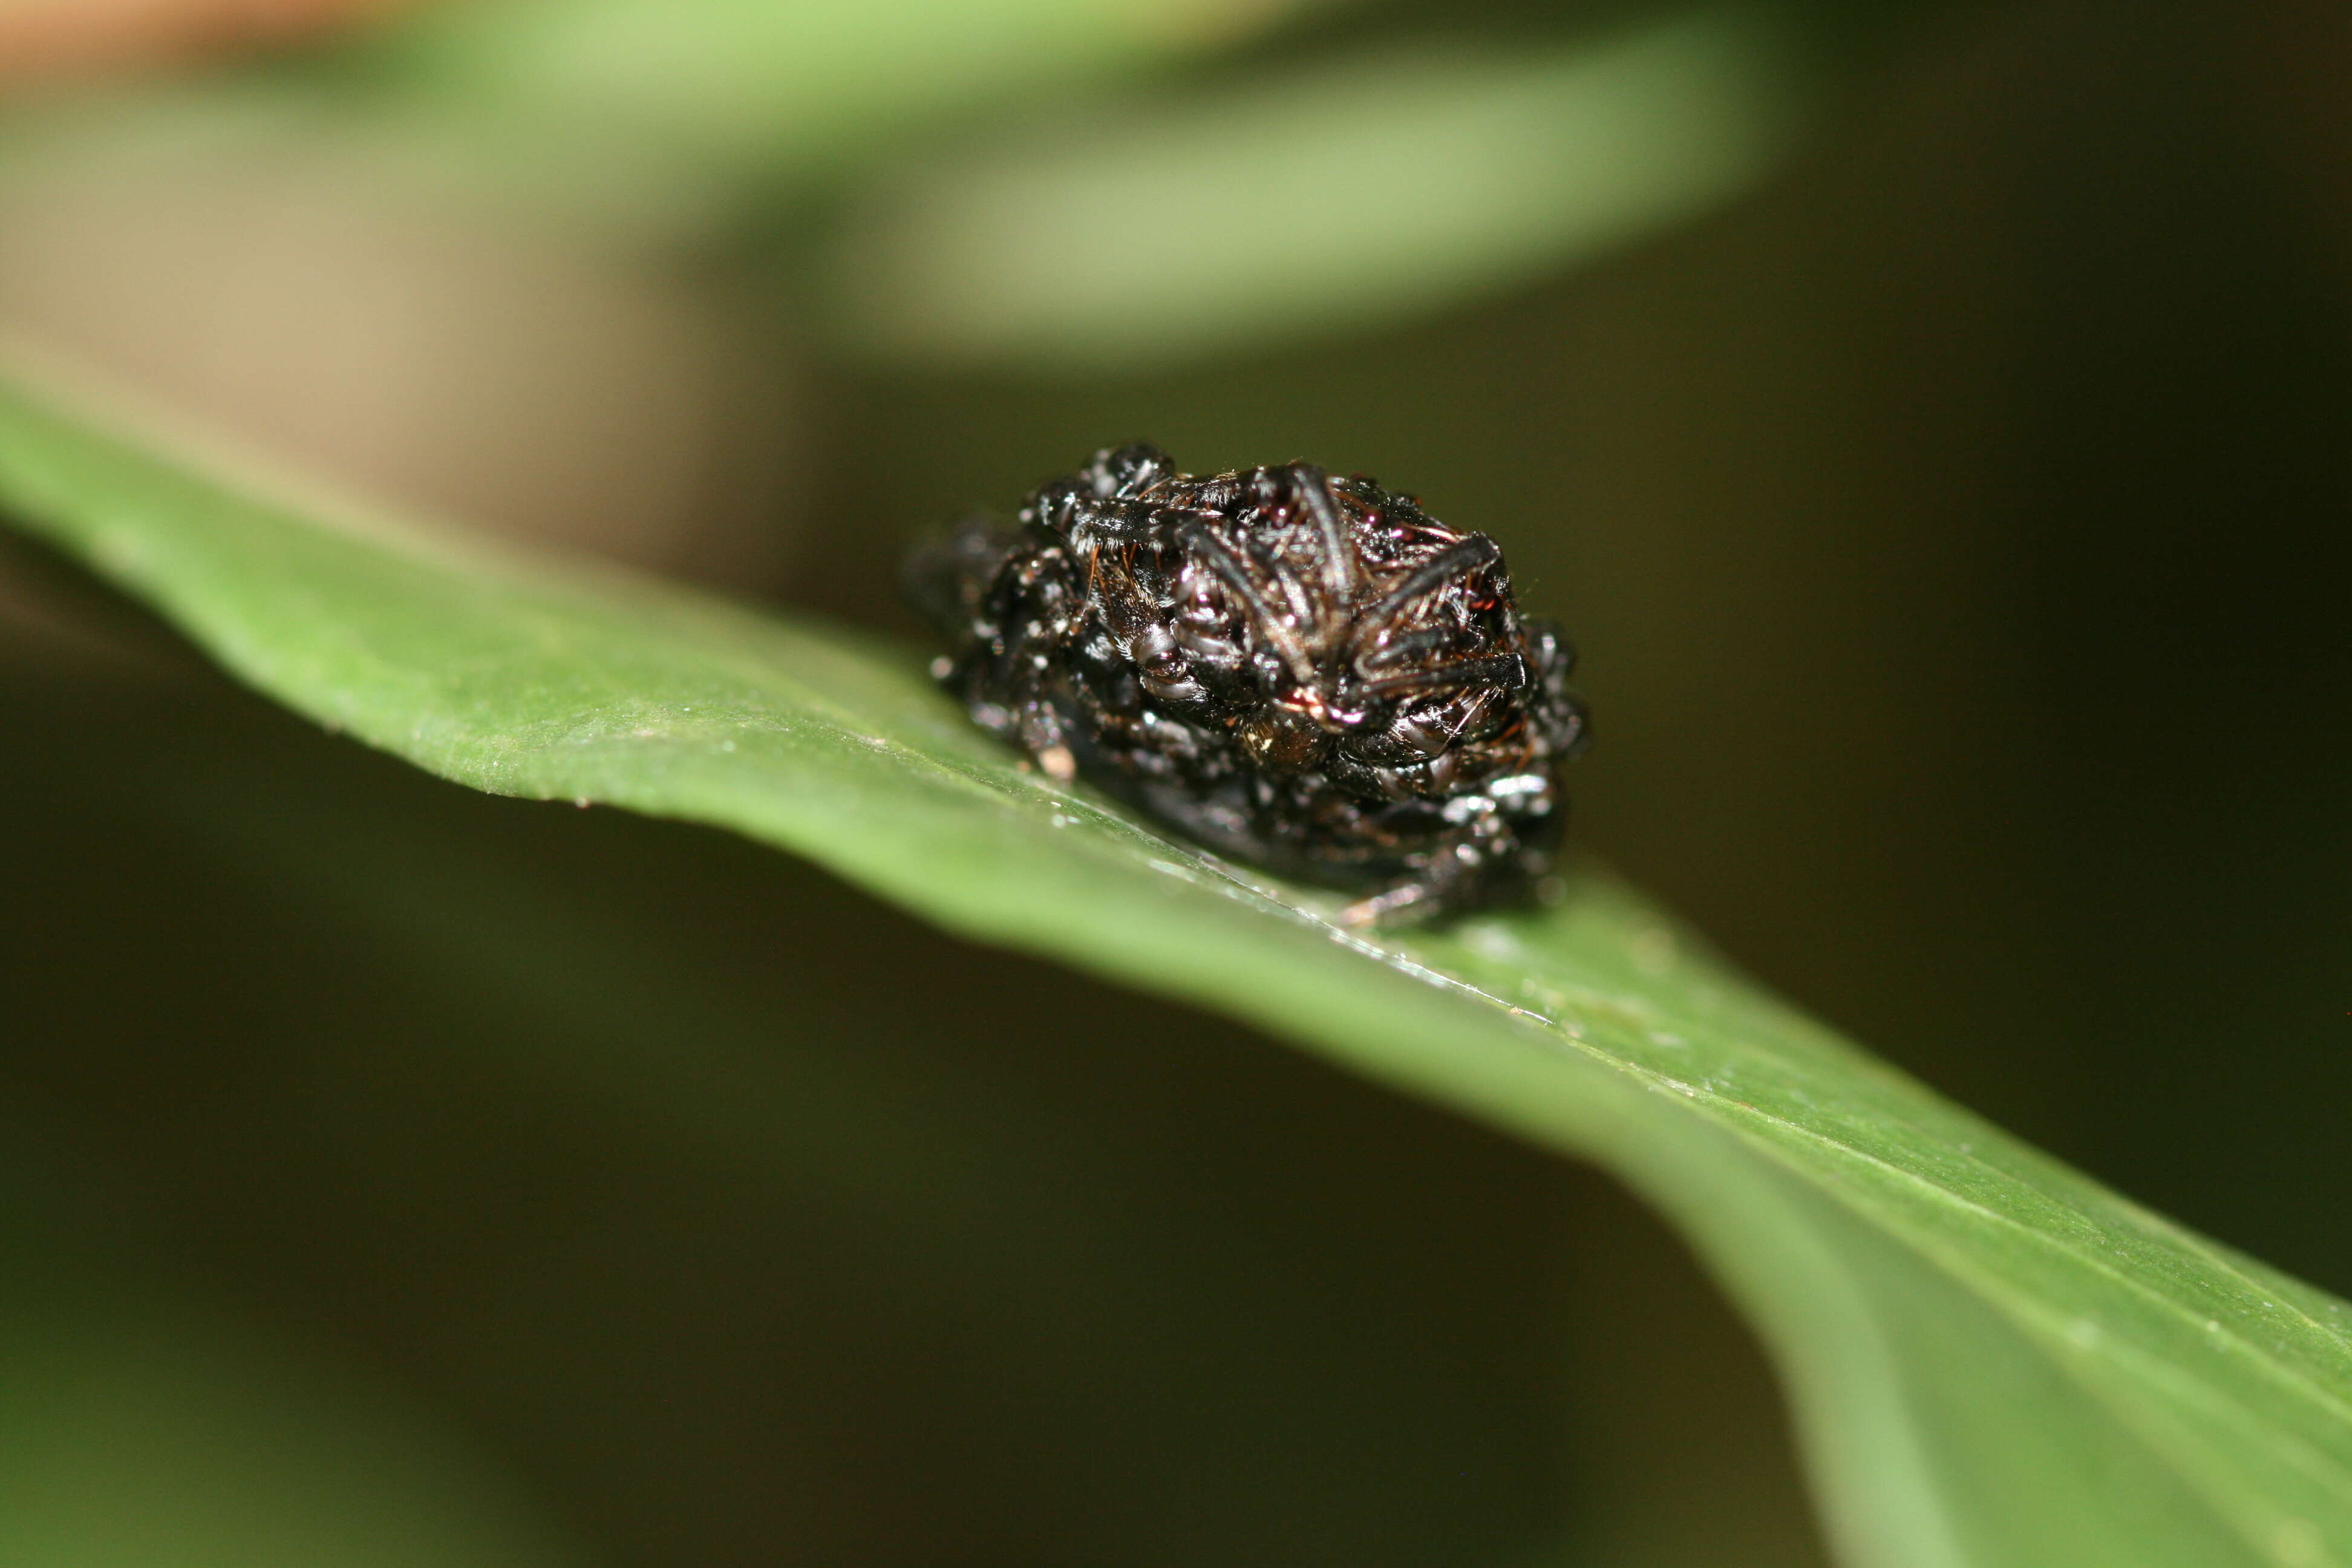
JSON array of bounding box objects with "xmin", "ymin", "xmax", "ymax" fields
[{"xmin": 0, "ymin": 0, "xmax": 414, "ymax": 79}]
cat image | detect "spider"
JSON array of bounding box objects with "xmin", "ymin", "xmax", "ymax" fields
[{"xmin": 904, "ymin": 443, "xmax": 1589, "ymax": 926}]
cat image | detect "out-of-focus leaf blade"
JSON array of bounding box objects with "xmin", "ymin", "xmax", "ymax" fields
[
  {"xmin": 3, "ymin": 359, "xmax": 2350, "ymax": 1568},
  {"xmin": 354, "ymin": 0, "xmax": 1301, "ymax": 172},
  {"xmin": 0, "ymin": 0, "xmax": 1313, "ymax": 244},
  {"xmin": 821, "ymin": 6, "xmax": 1809, "ymax": 368}
]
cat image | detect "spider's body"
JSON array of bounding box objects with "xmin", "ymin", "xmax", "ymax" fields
[{"xmin": 906, "ymin": 443, "xmax": 1588, "ymax": 924}]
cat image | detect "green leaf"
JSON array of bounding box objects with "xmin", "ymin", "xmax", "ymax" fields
[
  {"xmin": 821, "ymin": 6, "xmax": 1811, "ymax": 370},
  {"xmin": 0, "ymin": 0, "xmax": 1313, "ymax": 249},
  {"xmin": 342, "ymin": 0, "xmax": 1307, "ymax": 181},
  {"xmin": 3, "ymin": 358, "xmax": 2350, "ymax": 1568}
]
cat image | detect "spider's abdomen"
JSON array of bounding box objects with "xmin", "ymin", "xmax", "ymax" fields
[{"xmin": 904, "ymin": 442, "xmax": 1590, "ymax": 924}]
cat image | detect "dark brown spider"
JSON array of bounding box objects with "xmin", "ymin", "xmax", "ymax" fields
[{"xmin": 904, "ymin": 443, "xmax": 1589, "ymax": 925}]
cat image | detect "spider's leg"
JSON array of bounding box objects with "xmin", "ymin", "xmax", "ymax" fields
[
  {"xmin": 1363, "ymin": 652, "xmax": 1529, "ymax": 699},
  {"xmin": 1353, "ymin": 625, "xmax": 1452, "ymax": 676},
  {"xmin": 1336, "ymin": 880, "xmax": 1433, "ymax": 929},
  {"xmin": 1087, "ymin": 442, "xmax": 1174, "ymax": 497},
  {"xmin": 1284, "ymin": 462, "xmax": 1361, "ymax": 604},
  {"xmin": 1178, "ymin": 519, "xmax": 1315, "ymax": 684},
  {"xmin": 1361, "ymin": 534, "xmax": 1503, "ymax": 627}
]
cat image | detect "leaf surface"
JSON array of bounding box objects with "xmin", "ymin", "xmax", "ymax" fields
[{"xmin": 3, "ymin": 362, "xmax": 2349, "ymax": 1568}]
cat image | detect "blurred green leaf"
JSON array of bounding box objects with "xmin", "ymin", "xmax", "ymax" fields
[
  {"xmin": 822, "ymin": 5, "xmax": 1811, "ymax": 369},
  {"xmin": 0, "ymin": 0, "xmax": 1317, "ymax": 246},
  {"xmin": 4, "ymin": 358, "xmax": 2351, "ymax": 1568},
  {"xmin": 350, "ymin": 0, "xmax": 1304, "ymax": 172},
  {"xmin": 0, "ymin": 2, "xmax": 1808, "ymax": 370}
]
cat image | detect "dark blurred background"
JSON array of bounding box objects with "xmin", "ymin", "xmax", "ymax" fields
[{"xmin": 1, "ymin": 1, "xmax": 2347, "ymax": 1564}]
